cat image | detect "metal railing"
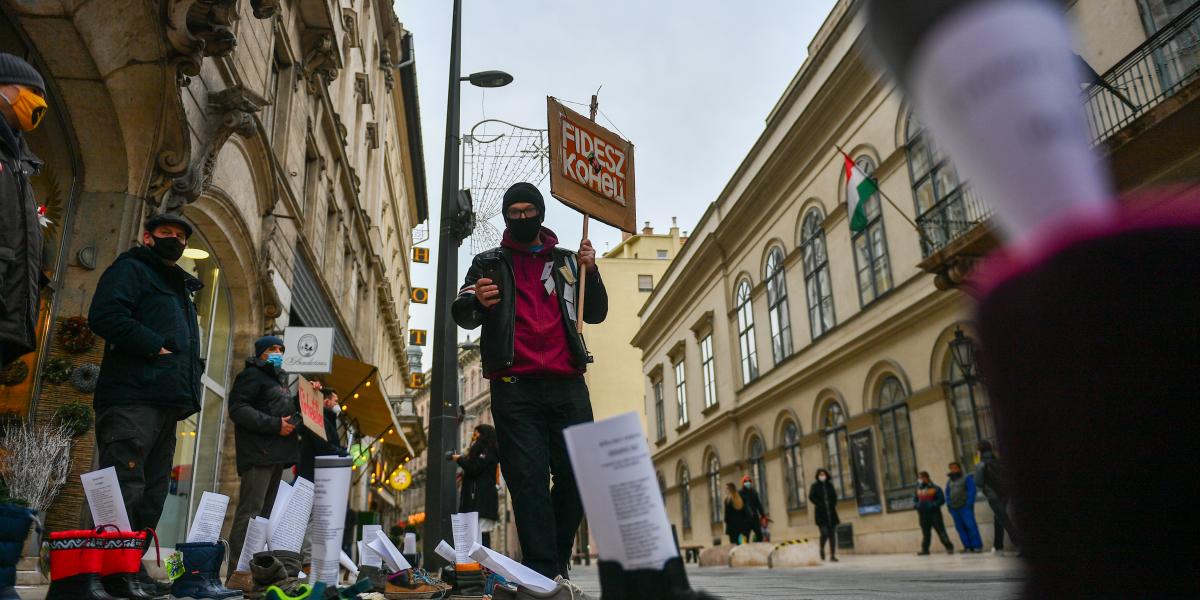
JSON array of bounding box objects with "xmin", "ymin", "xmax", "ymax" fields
[
  {"xmin": 1086, "ymin": 3, "xmax": 1200, "ymax": 145},
  {"xmin": 915, "ymin": 185, "xmax": 994, "ymax": 257}
]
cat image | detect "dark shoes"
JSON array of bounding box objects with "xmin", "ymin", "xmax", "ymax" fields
[{"xmin": 102, "ymin": 572, "xmax": 168, "ymax": 600}]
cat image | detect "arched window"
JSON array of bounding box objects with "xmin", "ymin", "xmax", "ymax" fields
[
  {"xmin": 748, "ymin": 435, "xmax": 769, "ymax": 512},
  {"xmin": 906, "ymin": 114, "xmax": 969, "ymax": 255},
  {"xmin": 678, "ymin": 463, "xmax": 692, "ymax": 530},
  {"xmin": 735, "ymin": 280, "xmax": 759, "ymax": 384},
  {"xmin": 781, "ymin": 421, "xmax": 805, "ymax": 510},
  {"xmin": 764, "ymin": 248, "xmax": 793, "ymax": 363},
  {"xmin": 821, "ymin": 401, "xmax": 854, "ymax": 499},
  {"xmin": 948, "ymin": 352, "xmax": 995, "ymax": 466},
  {"xmin": 878, "ymin": 376, "xmax": 918, "ymax": 506},
  {"xmin": 848, "ymin": 157, "xmax": 892, "ymax": 305},
  {"xmin": 801, "ymin": 210, "xmax": 836, "ymax": 339},
  {"xmin": 707, "ymin": 453, "xmax": 723, "ymax": 524}
]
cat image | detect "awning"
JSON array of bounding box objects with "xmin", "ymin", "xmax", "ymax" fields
[{"xmin": 325, "ymin": 355, "xmax": 427, "ymax": 459}]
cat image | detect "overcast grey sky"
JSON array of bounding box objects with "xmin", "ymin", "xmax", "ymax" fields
[{"xmin": 396, "ymin": 0, "xmax": 838, "ymax": 355}]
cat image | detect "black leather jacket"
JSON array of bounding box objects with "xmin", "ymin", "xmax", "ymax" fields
[
  {"xmin": 452, "ymin": 246, "xmax": 607, "ymax": 376},
  {"xmin": 0, "ymin": 122, "xmax": 44, "ymax": 364}
]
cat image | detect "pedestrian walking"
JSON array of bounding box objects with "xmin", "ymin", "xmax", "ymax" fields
[
  {"xmin": 945, "ymin": 462, "xmax": 983, "ymax": 552},
  {"xmin": 451, "ymin": 424, "xmax": 501, "ymax": 548},
  {"xmin": 452, "ymin": 182, "xmax": 607, "ymax": 579},
  {"xmin": 722, "ymin": 483, "xmax": 751, "ymax": 545},
  {"xmin": 915, "ymin": 471, "xmax": 954, "ymax": 555},
  {"xmin": 808, "ymin": 469, "xmax": 840, "ymax": 562},
  {"xmin": 0, "ymin": 53, "xmax": 49, "ymax": 365},
  {"xmin": 974, "ymin": 440, "xmax": 1018, "ymax": 553},
  {"xmin": 738, "ymin": 475, "xmax": 768, "ymax": 542},
  {"xmin": 226, "ymin": 335, "xmax": 300, "ymax": 571},
  {"xmin": 88, "ymin": 212, "xmax": 203, "ymax": 599}
]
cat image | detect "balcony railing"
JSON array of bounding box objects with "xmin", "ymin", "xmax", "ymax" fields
[
  {"xmin": 1085, "ymin": 3, "xmax": 1200, "ymax": 145},
  {"xmin": 916, "ymin": 185, "xmax": 994, "ymax": 257}
]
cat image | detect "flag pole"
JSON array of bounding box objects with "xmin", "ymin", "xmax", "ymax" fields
[{"xmin": 835, "ymin": 144, "xmax": 937, "ymax": 250}]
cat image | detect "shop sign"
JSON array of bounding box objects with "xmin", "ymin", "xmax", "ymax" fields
[
  {"xmin": 546, "ymin": 97, "xmax": 637, "ymax": 233},
  {"xmin": 409, "ymin": 330, "xmax": 427, "ymax": 346},
  {"xmin": 283, "ymin": 327, "xmax": 334, "ymax": 373},
  {"xmin": 412, "ymin": 247, "xmax": 430, "ymax": 263},
  {"xmin": 297, "ymin": 374, "xmax": 327, "ymax": 440},
  {"xmin": 411, "ymin": 288, "xmax": 429, "ymax": 304},
  {"xmin": 849, "ymin": 429, "xmax": 883, "ymax": 515}
]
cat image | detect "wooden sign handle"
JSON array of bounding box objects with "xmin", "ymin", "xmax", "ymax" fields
[{"xmin": 576, "ymin": 215, "xmax": 590, "ymax": 333}]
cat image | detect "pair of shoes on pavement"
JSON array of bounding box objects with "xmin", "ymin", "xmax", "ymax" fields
[
  {"xmin": 491, "ymin": 575, "xmax": 594, "ymax": 600},
  {"xmin": 385, "ymin": 567, "xmax": 452, "ymax": 598},
  {"xmin": 246, "ymin": 550, "xmax": 306, "ymax": 598}
]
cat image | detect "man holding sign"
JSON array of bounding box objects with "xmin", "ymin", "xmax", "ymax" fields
[
  {"xmin": 227, "ymin": 335, "xmax": 300, "ymax": 571},
  {"xmin": 453, "ymin": 182, "xmax": 608, "ymax": 579}
]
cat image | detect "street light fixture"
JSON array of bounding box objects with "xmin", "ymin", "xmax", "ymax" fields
[
  {"xmin": 463, "ymin": 70, "xmax": 514, "ymax": 88},
  {"xmin": 949, "ymin": 326, "xmax": 979, "ymax": 382},
  {"xmin": 424, "ymin": 0, "xmax": 513, "ymax": 572}
]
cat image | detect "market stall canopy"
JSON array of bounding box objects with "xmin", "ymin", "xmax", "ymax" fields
[{"xmin": 325, "ymin": 354, "xmax": 426, "ymax": 459}]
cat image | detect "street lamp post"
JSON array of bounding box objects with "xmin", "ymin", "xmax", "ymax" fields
[
  {"xmin": 948, "ymin": 326, "xmax": 980, "ymax": 382},
  {"xmin": 423, "ymin": 0, "xmax": 511, "ymax": 571}
]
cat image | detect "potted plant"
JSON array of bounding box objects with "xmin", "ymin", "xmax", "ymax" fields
[{"xmin": 0, "ymin": 423, "xmax": 72, "ymax": 599}]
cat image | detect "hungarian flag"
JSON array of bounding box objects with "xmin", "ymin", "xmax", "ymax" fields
[{"xmin": 844, "ymin": 153, "xmax": 877, "ymax": 233}]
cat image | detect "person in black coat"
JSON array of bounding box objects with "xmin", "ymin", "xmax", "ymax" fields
[
  {"xmin": 298, "ymin": 384, "xmax": 347, "ymax": 482},
  {"xmin": 723, "ymin": 483, "xmax": 751, "ymax": 545},
  {"xmin": 809, "ymin": 468, "xmax": 840, "ymax": 561},
  {"xmin": 738, "ymin": 475, "xmax": 768, "ymax": 542},
  {"xmin": 0, "ymin": 54, "xmax": 48, "ymax": 366},
  {"xmin": 226, "ymin": 335, "xmax": 300, "ymax": 570},
  {"xmin": 88, "ymin": 213, "xmax": 204, "ymax": 598},
  {"xmin": 452, "ymin": 424, "xmax": 500, "ymax": 547}
]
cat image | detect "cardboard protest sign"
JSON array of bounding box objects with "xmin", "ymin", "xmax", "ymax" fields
[
  {"xmin": 297, "ymin": 375, "xmax": 326, "ymax": 440},
  {"xmin": 547, "ymin": 97, "xmax": 637, "ymax": 233}
]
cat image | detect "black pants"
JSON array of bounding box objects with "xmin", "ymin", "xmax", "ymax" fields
[
  {"xmin": 986, "ymin": 496, "xmax": 1017, "ymax": 550},
  {"xmin": 818, "ymin": 525, "xmax": 837, "ymax": 558},
  {"xmin": 228, "ymin": 464, "xmax": 285, "ymax": 568},
  {"xmin": 490, "ymin": 377, "xmax": 593, "ymax": 579},
  {"xmin": 919, "ymin": 510, "xmax": 954, "ymax": 552},
  {"xmin": 94, "ymin": 405, "xmax": 181, "ymax": 531}
]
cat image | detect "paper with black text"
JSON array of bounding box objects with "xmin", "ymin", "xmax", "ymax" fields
[
  {"xmin": 236, "ymin": 517, "xmax": 269, "ymax": 572},
  {"xmin": 403, "ymin": 532, "xmax": 417, "ymax": 555},
  {"xmin": 265, "ymin": 480, "xmax": 293, "ymax": 546},
  {"xmin": 186, "ymin": 491, "xmax": 229, "ymax": 543},
  {"xmin": 434, "ymin": 540, "xmax": 456, "ymax": 564},
  {"xmin": 359, "ymin": 525, "xmax": 383, "ymax": 568},
  {"xmin": 563, "ymin": 412, "xmax": 679, "ymax": 570},
  {"xmin": 311, "ymin": 456, "xmax": 353, "ymax": 583},
  {"xmin": 268, "ymin": 477, "xmax": 313, "ymax": 553},
  {"xmin": 451, "ymin": 512, "xmax": 479, "ymax": 564},
  {"xmin": 81, "ymin": 467, "xmax": 131, "ymax": 531},
  {"xmin": 369, "ymin": 531, "xmax": 410, "ymax": 571},
  {"xmin": 468, "ymin": 543, "xmax": 556, "ymax": 594}
]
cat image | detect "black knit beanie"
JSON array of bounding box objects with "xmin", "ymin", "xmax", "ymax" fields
[
  {"xmin": 501, "ymin": 182, "xmax": 546, "ymax": 226},
  {"xmin": 0, "ymin": 53, "xmax": 45, "ymax": 95}
]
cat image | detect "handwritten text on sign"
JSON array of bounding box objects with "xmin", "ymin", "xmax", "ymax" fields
[
  {"xmin": 297, "ymin": 375, "xmax": 326, "ymax": 440},
  {"xmin": 546, "ymin": 97, "xmax": 636, "ymax": 233}
]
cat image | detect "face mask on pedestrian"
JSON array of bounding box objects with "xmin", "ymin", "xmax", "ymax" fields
[
  {"xmin": 331, "ymin": 404, "xmax": 342, "ymax": 415},
  {"xmin": 266, "ymin": 352, "xmax": 283, "ymax": 369},
  {"xmin": 148, "ymin": 234, "xmax": 186, "ymax": 262},
  {"xmin": 507, "ymin": 216, "xmax": 541, "ymax": 244},
  {"xmin": 949, "ymin": 471, "xmax": 962, "ymax": 479},
  {"xmin": 818, "ymin": 475, "xmax": 827, "ymax": 482},
  {"xmin": 743, "ymin": 482, "xmax": 751, "ymax": 490},
  {"xmin": 0, "ymin": 86, "xmax": 47, "ymax": 132}
]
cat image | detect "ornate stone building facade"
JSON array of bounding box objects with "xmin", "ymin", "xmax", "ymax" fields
[
  {"xmin": 0, "ymin": 0, "xmax": 429, "ymax": 546},
  {"xmin": 635, "ymin": 0, "xmax": 1200, "ymax": 554}
]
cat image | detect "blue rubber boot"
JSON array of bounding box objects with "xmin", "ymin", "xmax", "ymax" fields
[{"xmin": 169, "ymin": 542, "xmax": 242, "ymax": 599}]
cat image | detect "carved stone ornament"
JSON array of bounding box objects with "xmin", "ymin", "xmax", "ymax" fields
[
  {"xmin": 163, "ymin": 0, "xmax": 239, "ymax": 68},
  {"xmin": 302, "ymin": 32, "xmax": 340, "ymax": 94},
  {"xmin": 161, "ymin": 86, "xmax": 268, "ymax": 210},
  {"xmin": 250, "ymin": 0, "xmax": 280, "ymax": 19}
]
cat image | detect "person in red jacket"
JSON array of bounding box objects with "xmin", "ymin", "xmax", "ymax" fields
[{"xmin": 452, "ymin": 182, "xmax": 607, "ymax": 580}]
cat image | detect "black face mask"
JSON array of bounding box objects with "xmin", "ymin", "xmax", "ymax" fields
[
  {"xmin": 507, "ymin": 217, "xmax": 541, "ymax": 244},
  {"xmin": 949, "ymin": 472, "xmax": 962, "ymax": 480},
  {"xmin": 149, "ymin": 235, "xmax": 185, "ymax": 262}
]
